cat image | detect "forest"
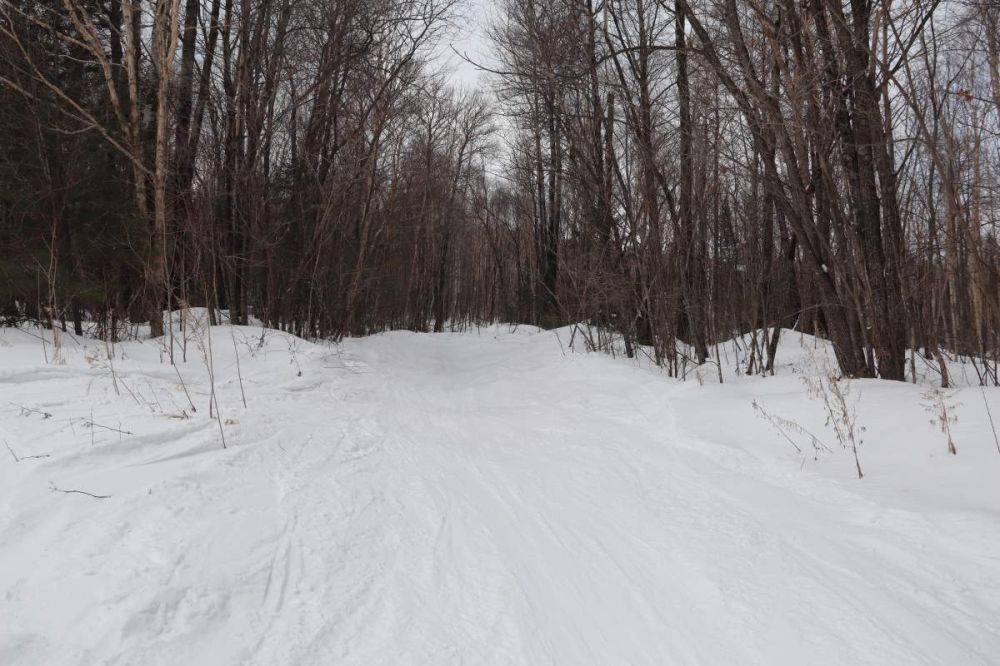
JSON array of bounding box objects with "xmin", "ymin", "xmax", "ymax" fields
[
  {"xmin": 4, "ymin": 2, "xmax": 1000, "ymax": 661},
  {"xmin": 1, "ymin": 0, "xmax": 999, "ymax": 383}
]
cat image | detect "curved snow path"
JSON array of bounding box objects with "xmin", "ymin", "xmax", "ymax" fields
[{"xmin": 2, "ymin": 327, "xmax": 999, "ymax": 664}]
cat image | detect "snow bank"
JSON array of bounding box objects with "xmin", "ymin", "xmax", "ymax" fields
[{"xmin": 1, "ymin": 322, "xmax": 998, "ymax": 664}]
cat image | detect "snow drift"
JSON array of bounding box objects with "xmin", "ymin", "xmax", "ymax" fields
[{"xmin": 1, "ymin": 319, "xmax": 999, "ymax": 664}]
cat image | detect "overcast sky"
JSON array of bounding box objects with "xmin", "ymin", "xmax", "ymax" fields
[{"xmin": 439, "ymin": 0, "xmax": 493, "ymax": 90}]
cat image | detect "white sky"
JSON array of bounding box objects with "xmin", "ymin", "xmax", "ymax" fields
[{"xmin": 439, "ymin": 0, "xmax": 493, "ymax": 90}]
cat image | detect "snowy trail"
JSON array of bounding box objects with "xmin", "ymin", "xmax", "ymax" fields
[{"xmin": 2, "ymin": 325, "xmax": 999, "ymax": 664}]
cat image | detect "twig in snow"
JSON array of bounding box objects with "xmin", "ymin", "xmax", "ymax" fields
[
  {"xmin": 49, "ymin": 482, "xmax": 110, "ymax": 499},
  {"xmin": 803, "ymin": 350, "xmax": 865, "ymax": 479},
  {"xmin": 24, "ymin": 451, "xmax": 51, "ymax": 460},
  {"xmin": 285, "ymin": 337, "xmax": 303, "ymax": 376},
  {"xmin": 230, "ymin": 325, "xmax": 247, "ymax": 408},
  {"xmin": 82, "ymin": 419, "xmax": 133, "ymax": 436},
  {"xmin": 112, "ymin": 375, "xmax": 143, "ymax": 407},
  {"xmin": 922, "ymin": 388, "xmax": 959, "ymax": 455},
  {"xmin": 213, "ymin": 393, "xmax": 228, "ymax": 449},
  {"xmin": 552, "ymin": 329, "xmax": 566, "ymax": 356},
  {"xmin": 15, "ymin": 326, "xmax": 51, "ymax": 346},
  {"xmin": 752, "ymin": 399, "xmax": 834, "ymax": 458},
  {"xmin": 172, "ymin": 361, "xmax": 197, "ymax": 413},
  {"xmin": 145, "ymin": 380, "xmax": 164, "ymax": 412},
  {"xmin": 5, "ymin": 440, "xmax": 51, "ymax": 462},
  {"xmin": 189, "ymin": 308, "xmax": 226, "ymax": 448},
  {"xmin": 87, "ymin": 341, "xmax": 120, "ymax": 397},
  {"xmin": 752, "ymin": 400, "xmax": 802, "ymax": 453},
  {"xmin": 10, "ymin": 402, "xmax": 52, "ymax": 419},
  {"xmin": 980, "ymin": 386, "xmax": 1000, "ymax": 455}
]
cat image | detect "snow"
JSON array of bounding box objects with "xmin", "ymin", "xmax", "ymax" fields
[{"xmin": 1, "ymin": 318, "xmax": 999, "ymax": 664}]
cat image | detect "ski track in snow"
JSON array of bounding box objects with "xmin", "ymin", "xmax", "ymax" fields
[{"xmin": 1, "ymin": 325, "xmax": 999, "ymax": 664}]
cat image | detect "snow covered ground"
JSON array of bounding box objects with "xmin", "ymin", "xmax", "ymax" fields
[{"xmin": 1, "ymin": 318, "xmax": 999, "ymax": 665}]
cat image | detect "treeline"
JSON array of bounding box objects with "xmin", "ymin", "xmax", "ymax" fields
[
  {"xmin": 1, "ymin": 0, "xmax": 999, "ymax": 384},
  {"xmin": 1, "ymin": 0, "xmax": 496, "ymax": 339},
  {"xmin": 488, "ymin": 0, "xmax": 1000, "ymax": 383}
]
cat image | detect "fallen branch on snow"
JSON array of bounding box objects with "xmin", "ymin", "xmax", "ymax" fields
[
  {"xmin": 49, "ymin": 482, "xmax": 110, "ymax": 500},
  {"xmin": 5, "ymin": 440, "xmax": 51, "ymax": 462}
]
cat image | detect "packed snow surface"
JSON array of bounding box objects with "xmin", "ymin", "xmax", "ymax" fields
[{"xmin": 2, "ymin": 320, "xmax": 999, "ymax": 664}]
